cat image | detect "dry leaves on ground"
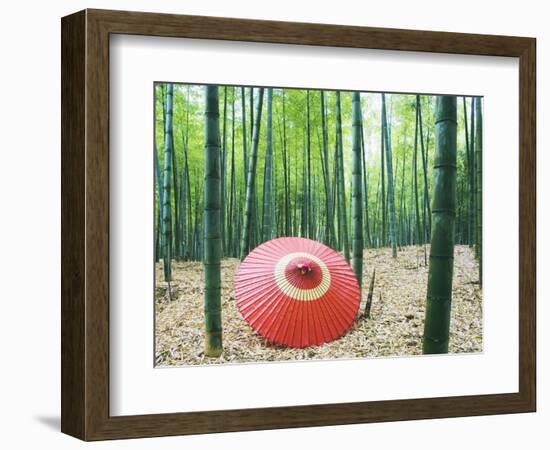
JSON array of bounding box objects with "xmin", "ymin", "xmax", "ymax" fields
[{"xmin": 155, "ymin": 245, "xmax": 482, "ymax": 366}]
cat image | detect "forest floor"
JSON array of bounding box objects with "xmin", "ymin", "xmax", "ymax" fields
[{"xmin": 155, "ymin": 245, "xmax": 482, "ymax": 367}]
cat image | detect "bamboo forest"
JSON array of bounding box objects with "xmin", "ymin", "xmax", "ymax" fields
[{"xmin": 154, "ymin": 83, "xmax": 483, "ymax": 366}]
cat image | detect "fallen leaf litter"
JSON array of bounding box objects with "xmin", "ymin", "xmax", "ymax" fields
[{"xmin": 155, "ymin": 245, "xmax": 482, "ymax": 366}]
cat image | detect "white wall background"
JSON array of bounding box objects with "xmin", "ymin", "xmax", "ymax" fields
[{"xmin": 0, "ymin": 1, "xmax": 545, "ymax": 448}]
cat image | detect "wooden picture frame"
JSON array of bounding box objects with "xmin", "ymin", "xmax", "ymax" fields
[{"xmin": 61, "ymin": 8, "xmax": 536, "ymax": 441}]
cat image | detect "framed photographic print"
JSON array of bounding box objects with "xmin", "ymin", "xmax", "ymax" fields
[{"xmin": 61, "ymin": 9, "xmax": 536, "ymax": 441}]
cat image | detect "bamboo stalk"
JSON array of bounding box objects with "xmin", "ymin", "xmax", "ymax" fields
[
  {"xmin": 240, "ymin": 88, "xmax": 265, "ymax": 259},
  {"xmin": 162, "ymin": 83, "xmax": 174, "ymax": 282},
  {"xmin": 422, "ymin": 95, "xmax": 457, "ymax": 354},
  {"xmin": 203, "ymin": 85, "xmax": 223, "ymax": 357},
  {"xmin": 364, "ymin": 269, "xmax": 376, "ymax": 319},
  {"xmin": 351, "ymin": 92, "xmax": 364, "ymax": 288}
]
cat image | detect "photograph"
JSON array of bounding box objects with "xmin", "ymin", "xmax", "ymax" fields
[
  {"xmin": 154, "ymin": 83, "xmax": 483, "ymax": 367},
  {"xmin": 0, "ymin": 0, "xmax": 541, "ymax": 444}
]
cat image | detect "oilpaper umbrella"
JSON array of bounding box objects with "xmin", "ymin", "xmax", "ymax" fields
[{"xmin": 234, "ymin": 237, "xmax": 360, "ymax": 348}]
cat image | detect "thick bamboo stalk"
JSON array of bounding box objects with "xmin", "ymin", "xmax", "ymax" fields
[
  {"xmin": 162, "ymin": 83, "xmax": 174, "ymax": 282},
  {"xmin": 422, "ymin": 95, "xmax": 457, "ymax": 354},
  {"xmin": 203, "ymin": 85, "xmax": 223, "ymax": 357}
]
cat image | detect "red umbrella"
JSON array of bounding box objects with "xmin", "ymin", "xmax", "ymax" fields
[{"xmin": 235, "ymin": 237, "xmax": 360, "ymax": 348}]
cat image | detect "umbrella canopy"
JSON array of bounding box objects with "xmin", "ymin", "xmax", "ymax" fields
[{"xmin": 235, "ymin": 237, "xmax": 360, "ymax": 348}]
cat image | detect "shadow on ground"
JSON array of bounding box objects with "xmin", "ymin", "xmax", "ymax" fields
[{"xmin": 34, "ymin": 415, "xmax": 60, "ymax": 431}]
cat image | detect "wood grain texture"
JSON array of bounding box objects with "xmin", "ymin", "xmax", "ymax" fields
[
  {"xmin": 518, "ymin": 39, "xmax": 536, "ymax": 409},
  {"xmin": 61, "ymin": 10, "xmax": 86, "ymax": 439},
  {"xmin": 60, "ymin": 8, "xmax": 536, "ymax": 441},
  {"xmin": 89, "ymin": 8, "xmax": 532, "ymax": 56}
]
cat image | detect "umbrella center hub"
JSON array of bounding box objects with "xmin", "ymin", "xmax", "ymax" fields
[
  {"xmin": 297, "ymin": 262, "xmax": 313, "ymax": 275},
  {"xmin": 284, "ymin": 256, "xmax": 324, "ymax": 291},
  {"xmin": 272, "ymin": 251, "xmax": 332, "ymax": 301}
]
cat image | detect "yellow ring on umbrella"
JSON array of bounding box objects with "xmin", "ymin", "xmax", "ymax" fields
[{"xmin": 273, "ymin": 252, "xmax": 331, "ymax": 301}]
